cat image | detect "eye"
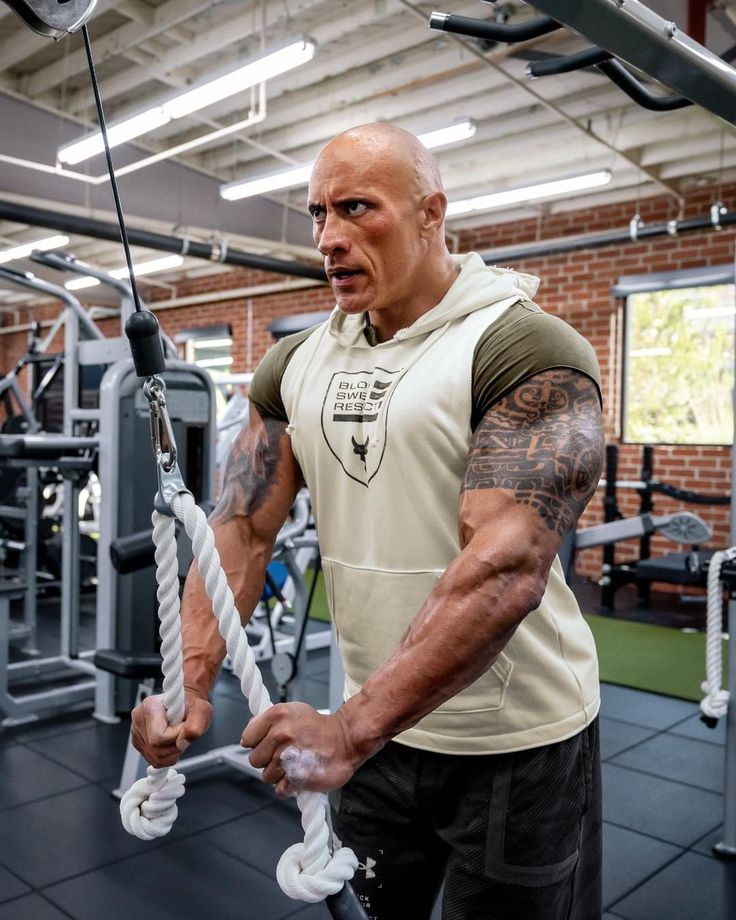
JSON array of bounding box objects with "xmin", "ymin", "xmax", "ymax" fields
[
  {"xmin": 345, "ymin": 201, "xmax": 368, "ymax": 216},
  {"xmin": 309, "ymin": 204, "xmax": 325, "ymax": 221}
]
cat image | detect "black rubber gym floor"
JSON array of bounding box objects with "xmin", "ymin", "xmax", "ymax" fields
[{"xmin": 2, "ymin": 641, "xmax": 736, "ymax": 918}]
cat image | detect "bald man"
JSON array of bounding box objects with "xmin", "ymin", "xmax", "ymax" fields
[{"xmin": 132, "ymin": 124, "xmax": 605, "ymax": 920}]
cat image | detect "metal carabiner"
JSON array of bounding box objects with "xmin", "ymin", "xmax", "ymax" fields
[
  {"xmin": 143, "ymin": 375, "xmax": 178, "ymax": 472},
  {"xmin": 143, "ymin": 375, "xmax": 192, "ymax": 514}
]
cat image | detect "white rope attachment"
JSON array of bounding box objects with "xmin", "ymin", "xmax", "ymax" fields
[
  {"xmin": 120, "ymin": 486, "xmax": 357, "ymax": 904},
  {"xmin": 119, "ymin": 508, "xmax": 187, "ymax": 839},
  {"xmin": 700, "ymin": 547, "xmax": 736, "ymax": 723}
]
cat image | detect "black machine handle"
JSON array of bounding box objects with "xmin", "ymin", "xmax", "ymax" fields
[
  {"xmin": 597, "ymin": 59, "xmax": 691, "ymax": 111},
  {"xmin": 109, "ymin": 529, "xmax": 156, "ymax": 575},
  {"xmin": 429, "ymin": 10, "xmax": 561, "ymax": 43},
  {"xmin": 110, "ymin": 501, "xmax": 216, "ymax": 573},
  {"xmin": 326, "ymin": 883, "xmax": 369, "ymax": 919}
]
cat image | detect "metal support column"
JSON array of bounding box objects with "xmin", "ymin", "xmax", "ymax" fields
[{"xmin": 715, "ymin": 246, "xmax": 736, "ymax": 858}]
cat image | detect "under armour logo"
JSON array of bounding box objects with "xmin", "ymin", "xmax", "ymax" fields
[
  {"xmin": 351, "ymin": 435, "xmax": 369, "ymax": 470},
  {"xmin": 357, "ymin": 856, "xmax": 376, "ymax": 879}
]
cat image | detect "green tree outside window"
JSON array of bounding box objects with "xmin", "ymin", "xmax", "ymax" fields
[{"xmin": 625, "ymin": 285, "xmax": 734, "ymax": 445}]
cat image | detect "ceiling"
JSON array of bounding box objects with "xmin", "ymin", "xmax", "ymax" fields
[{"xmin": 0, "ymin": 0, "xmax": 735, "ymax": 308}]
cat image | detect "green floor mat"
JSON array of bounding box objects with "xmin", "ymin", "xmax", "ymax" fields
[
  {"xmin": 584, "ymin": 613, "xmax": 727, "ymax": 702},
  {"xmin": 306, "ymin": 569, "xmax": 330, "ymax": 622},
  {"xmin": 305, "ymin": 574, "xmax": 725, "ymax": 703}
]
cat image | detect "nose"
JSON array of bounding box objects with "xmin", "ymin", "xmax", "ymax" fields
[{"xmin": 316, "ymin": 211, "xmax": 350, "ymax": 256}]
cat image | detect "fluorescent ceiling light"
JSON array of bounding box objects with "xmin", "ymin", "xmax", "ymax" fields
[
  {"xmin": 65, "ymin": 255, "xmax": 184, "ymax": 290},
  {"xmin": 59, "ymin": 110, "xmax": 171, "ymax": 166},
  {"xmin": 417, "ymin": 121, "xmax": 477, "ymax": 149},
  {"xmin": 221, "ymin": 162, "xmax": 314, "ymax": 201},
  {"xmin": 57, "ymin": 39, "xmax": 315, "ymax": 166},
  {"xmin": 0, "ymin": 234, "xmax": 70, "ymax": 264},
  {"xmin": 446, "ymin": 170, "xmax": 613, "ymax": 217},
  {"xmin": 220, "ymin": 120, "xmax": 476, "ymax": 202}
]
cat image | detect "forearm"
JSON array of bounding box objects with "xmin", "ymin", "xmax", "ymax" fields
[
  {"xmin": 181, "ymin": 516, "xmax": 273, "ymax": 700},
  {"xmin": 339, "ymin": 522, "xmax": 550, "ymax": 757}
]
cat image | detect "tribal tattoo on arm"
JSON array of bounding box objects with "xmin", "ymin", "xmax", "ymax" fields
[
  {"xmin": 462, "ymin": 369, "xmax": 605, "ymax": 538},
  {"xmin": 210, "ymin": 407, "xmax": 300, "ymax": 526}
]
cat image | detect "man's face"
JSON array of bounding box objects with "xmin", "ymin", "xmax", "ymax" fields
[{"xmin": 308, "ymin": 140, "xmax": 428, "ymax": 320}]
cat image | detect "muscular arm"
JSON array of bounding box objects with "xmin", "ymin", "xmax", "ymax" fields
[
  {"xmin": 340, "ymin": 367, "xmax": 604, "ymax": 755},
  {"xmin": 242, "ymin": 368, "xmax": 603, "ymax": 794},
  {"xmin": 181, "ymin": 402, "xmax": 304, "ymax": 700},
  {"xmin": 132, "ymin": 402, "xmax": 303, "ymax": 767}
]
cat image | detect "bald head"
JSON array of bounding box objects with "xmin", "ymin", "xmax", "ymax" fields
[
  {"xmin": 313, "ymin": 123, "xmax": 445, "ymax": 203},
  {"xmin": 307, "ymin": 122, "xmax": 457, "ymax": 340}
]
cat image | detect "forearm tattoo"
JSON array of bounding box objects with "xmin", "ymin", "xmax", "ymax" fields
[
  {"xmin": 210, "ymin": 415, "xmax": 285, "ymax": 524},
  {"xmin": 462, "ymin": 369, "xmax": 604, "ymax": 537}
]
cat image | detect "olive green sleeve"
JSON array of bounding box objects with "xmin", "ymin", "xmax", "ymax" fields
[
  {"xmin": 471, "ymin": 300, "xmax": 602, "ymax": 430},
  {"xmin": 248, "ymin": 327, "xmax": 315, "ymax": 421}
]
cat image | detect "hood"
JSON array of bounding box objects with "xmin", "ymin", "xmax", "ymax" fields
[{"xmin": 327, "ymin": 251, "xmax": 540, "ymax": 348}]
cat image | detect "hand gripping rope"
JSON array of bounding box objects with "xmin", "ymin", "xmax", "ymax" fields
[
  {"xmin": 118, "ymin": 376, "xmax": 359, "ymax": 904},
  {"xmin": 700, "ymin": 546, "xmax": 736, "ymax": 725}
]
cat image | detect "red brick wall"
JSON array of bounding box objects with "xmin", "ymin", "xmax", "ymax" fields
[
  {"xmin": 1, "ymin": 186, "xmax": 733, "ymax": 586},
  {"xmin": 458, "ymin": 185, "xmax": 735, "ymax": 583}
]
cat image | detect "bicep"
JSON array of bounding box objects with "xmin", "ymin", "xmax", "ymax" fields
[
  {"xmin": 210, "ymin": 402, "xmax": 304, "ymax": 543},
  {"xmin": 460, "ymin": 368, "xmax": 604, "ymax": 553}
]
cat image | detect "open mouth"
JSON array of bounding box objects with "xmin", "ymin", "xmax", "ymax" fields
[{"xmin": 330, "ymin": 269, "xmax": 361, "ymax": 282}]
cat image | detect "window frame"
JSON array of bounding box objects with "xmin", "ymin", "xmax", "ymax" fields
[{"xmin": 616, "ymin": 265, "xmax": 735, "ymax": 448}]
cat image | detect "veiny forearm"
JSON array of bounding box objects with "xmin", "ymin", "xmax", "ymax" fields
[
  {"xmin": 339, "ymin": 509, "xmax": 552, "ymax": 757},
  {"xmin": 181, "ymin": 516, "xmax": 274, "ymax": 700},
  {"xmin": 179, "ymin": 407, "xmax": 302, "ymax": 700}
]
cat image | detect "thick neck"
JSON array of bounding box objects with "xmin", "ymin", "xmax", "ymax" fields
[{"xmin": 368, "ymin": 253, "xmax": 458, "ymax": 343}]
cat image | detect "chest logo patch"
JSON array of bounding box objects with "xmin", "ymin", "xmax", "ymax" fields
[{"xmin": 320, "ymin": 367, "xmax": 401, "ymax": 485}]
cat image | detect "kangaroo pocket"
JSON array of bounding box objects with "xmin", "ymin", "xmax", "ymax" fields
[{"xmin": 322, "ymin": 558, "xmax": 513, "ymax": 713}]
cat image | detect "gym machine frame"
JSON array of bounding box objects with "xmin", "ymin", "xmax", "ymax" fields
[
  {"xmin": 597, "ymin": 444, "xmax": 728, "ymax": 610},
  {"xmin": 0, "ymin": 268, "xmax": 104, "ymax": 723}
]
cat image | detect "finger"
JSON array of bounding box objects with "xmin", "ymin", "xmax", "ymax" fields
[
  {"xmin": 145, "ymin": 696, "xmax": 174, "ymax": 739},
  {"xmin": 247, "ymin": 734, "xmax": 282, "ymax": 770},
  {"xmin": 182, "ymin": 699, "xmax": 212, "ymax": 741},
  {"xmin": 240, "ymin": 709, "xmax": 274, "ymax": 749},
  {"xmin": 130, "ymin": 732, "xmax": 180, "ymax": 767},
  {"xmin": 275, "ymin": 776, "xmax": 296, "ymax": 798},
  {"xmin": 131, "ymin": 720, "xmax": 180, "ymax": 761},
  {"xmin": 261, "ymin": 759, "xmax": 286, "ymax": 785},
  {"xmin": 174, "ymin": 733, "xmax": 191, "ymax": 753},
  {"xmin": 147, "ymin": 749, "xmax": 183, "ymax": 769}
]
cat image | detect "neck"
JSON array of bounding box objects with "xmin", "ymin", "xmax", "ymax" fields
[{"xmin": 369, "ymin": 253, "xmax": 458, "ymax": 343}]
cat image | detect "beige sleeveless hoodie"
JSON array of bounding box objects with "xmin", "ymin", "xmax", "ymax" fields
[{"xmin": 281, "ymin": 253, "xmax": 599, "ymax": 754}]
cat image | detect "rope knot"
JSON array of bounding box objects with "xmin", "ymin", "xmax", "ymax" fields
[
  {"xmin": 120, "ymin": 765, "xmax": 186, "ymax": 841},
  {"xmin": 276, "ymin": 842, "xmax": 359, "ymax": 903},
  {"xmin": 700, "ymin": 685, "xmax": 730, "ymax": 720}
]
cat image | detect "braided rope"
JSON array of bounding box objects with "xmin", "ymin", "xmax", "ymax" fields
[
  {"xmin": 120, "ymin": 511, "xmax": 186, "ymax": 840},
  {"xmin": 120, "ymin": 491, "xmax": 357, "ymax": 902},
  {"xmin": 700, "ymin": 547, "xmax": 736, "ymax": 722}
]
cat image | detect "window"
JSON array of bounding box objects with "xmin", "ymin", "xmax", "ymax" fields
[
  {"xmin": 175, "ymin": 324, "xmax": 233, "ymax": 381},
  {"xmin": 620, "ymin": 273, "xmax": 734, "ymax": 445}
]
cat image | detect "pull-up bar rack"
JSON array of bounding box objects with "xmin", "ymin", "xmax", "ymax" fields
[{"xmin": 431, "ymin": 0, "xmax": 736, "ymax": 124}]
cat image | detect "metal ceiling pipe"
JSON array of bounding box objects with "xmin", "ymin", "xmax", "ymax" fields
[
  {"xmin": 0, "ymin": 199, "xmax": 327, "ymax": 283},
  {"xmin": 480, "ymin": 210, "xmax": 736, "ymax": 264}
]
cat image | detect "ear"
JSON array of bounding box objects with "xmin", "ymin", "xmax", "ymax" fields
[{"xmin": 419, "ymin": 191, "xmax": 447, "ymax": 235}]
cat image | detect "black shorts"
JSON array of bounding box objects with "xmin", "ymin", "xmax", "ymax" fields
[{"xmin": 331, "ymin": 719, "xmax": 601, "ymax": 920}]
